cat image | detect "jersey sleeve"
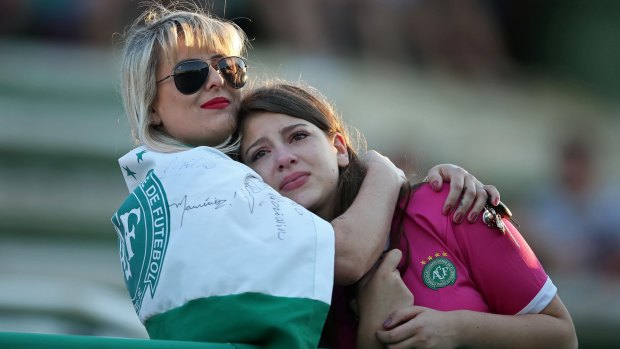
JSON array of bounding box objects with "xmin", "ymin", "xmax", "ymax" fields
[{"xmin": 450, "ymin": 203, "xmax": 556, "ymax": 314}]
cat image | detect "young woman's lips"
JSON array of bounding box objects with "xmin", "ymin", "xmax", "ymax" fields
[
  {"xmin": 201, "ymin": 97, "xmax": 230, "ymax": 109},
  {"xmin": 279, "ymin": 172, "xmax": 309, "ymax": 192}
]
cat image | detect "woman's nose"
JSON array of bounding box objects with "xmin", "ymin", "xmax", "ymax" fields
[
  {"xmin": 276, "ymin": 149, "xmax": 297, "ymax": 170},
  {"xmin": 204, "ymin": 64, "xmax": 225, "ymax": 90}
]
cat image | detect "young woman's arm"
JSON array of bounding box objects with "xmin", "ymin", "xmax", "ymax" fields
[
  {"xmin": 355, "ymin": 250, "xmax": 413, "ymax": 349},
  {"xmin": 376, "ymin": 296, "xmax": 577, "ymax": 349},
  {"xmin": 356, "ymin": 184, "xmax": 577, "ymax": 348},
  {"xmin": 356, "ymin": 265, "xmax": 576, "ymax": 349}
]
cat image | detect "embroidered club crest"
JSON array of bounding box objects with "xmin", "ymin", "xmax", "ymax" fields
[
  {"xmin": 111, "ymin": 170, "xmax": 170, "ymax": 313},
  {"xmin": 422, "ymin": 254, "xmax": 456, "ymax": 290}
]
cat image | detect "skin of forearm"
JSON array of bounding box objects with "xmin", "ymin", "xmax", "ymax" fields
[
  {"xmin": 453, "ymin": 305, "xmax": 577, "ymax": 349},
  {"xmin": 332, "ymin": 165, "xmax": 401, "ymax": 285},
  {"xmin": 356, "ymin": 323, "xmax": 383, "ymax": 349}
]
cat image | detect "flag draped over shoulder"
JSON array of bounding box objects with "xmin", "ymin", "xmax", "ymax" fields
[{"xmin": 111, "ymin": 146, "xmax": 335, "ymax": 349}]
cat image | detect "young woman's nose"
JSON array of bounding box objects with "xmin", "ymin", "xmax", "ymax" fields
[
  {"xmin": 276, "ymin": 148, "xmax": 297, "ymax": 170},
  {"xmin": 204, "ymin": 64, "xmax": 225, "ymax": 90}
]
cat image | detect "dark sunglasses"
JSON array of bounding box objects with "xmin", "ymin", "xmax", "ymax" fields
[{"xmin": 156, "ymin": 56, "xmax": 248, "ymax": 94}]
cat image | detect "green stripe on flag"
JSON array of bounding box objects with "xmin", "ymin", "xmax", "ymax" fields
[{"xmin": 145, "ymin": 292, "xmax": 329, "ymax": 349}]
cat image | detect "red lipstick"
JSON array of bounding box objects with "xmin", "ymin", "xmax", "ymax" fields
[{"xmin": 201, "ymin": 97, "xmax": 230, "ymax": 109}]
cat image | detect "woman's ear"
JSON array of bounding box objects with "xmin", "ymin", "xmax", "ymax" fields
[
  {"xmin": 333, "ymin": 133, "xmax": 350, "ymax": 167},
  {"xmin": 150, "ymin": 108, "xmax": 162, "ymax": 126}
]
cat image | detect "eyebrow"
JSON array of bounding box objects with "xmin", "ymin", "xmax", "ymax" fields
[{"xmin": 244, "ymin": 123, "xmax": 308, "ymax": 159}]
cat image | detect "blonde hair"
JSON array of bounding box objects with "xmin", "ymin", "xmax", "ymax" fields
[{"xmin": 119, "ymin": 1, "xmax": 248, "ymax": 153}]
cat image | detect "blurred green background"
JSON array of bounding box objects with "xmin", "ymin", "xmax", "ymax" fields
[{"xmin": 1, "ymin": 0, "xmax": 619, "ymax": 347}]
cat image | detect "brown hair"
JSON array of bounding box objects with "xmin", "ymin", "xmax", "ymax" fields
[
  {"xmin": 237, "ymin": 82, "xmax": 368, "ymax": 218},
  {"xmin": 237, "ymin": 82, "xmax": 412, "ymax": 272}
]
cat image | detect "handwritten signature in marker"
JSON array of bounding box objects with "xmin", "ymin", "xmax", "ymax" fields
[{"xmin": 169, "ymin": 195, "xmax": 227, "ymax": 226}]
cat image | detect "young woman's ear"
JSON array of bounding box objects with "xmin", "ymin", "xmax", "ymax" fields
[{"xmin": 333, "ymin": 133, "xmax": 350, "ymax": 167}]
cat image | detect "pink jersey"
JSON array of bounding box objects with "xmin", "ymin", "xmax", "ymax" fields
[{"xmin": 329, "ymin": 183, "xmax": 556, "ymax": 349}]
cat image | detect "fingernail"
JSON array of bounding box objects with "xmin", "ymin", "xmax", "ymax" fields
[
  {"xmin": 468, "ymin": 212, "xmax": 478, "ymax": 222},
  {"xmin": 431, "ymin": 181, "xmax": 439, "ymax": 191},
  {"xmin": 494, "ymin": 198, "xmax": 500, "ymax": 206},
  {"xmin": 443, "ymin": 205, "xmax": 452, "ymax": 215},
  {"xmin": 454, "ymin": 212, "xmax": 463, "ymax": 224},
  {"xmin": 383, "ymin": 318, "xmax": 392, "ymax": 327}
]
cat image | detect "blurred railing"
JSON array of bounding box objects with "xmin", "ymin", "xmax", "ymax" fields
[{"xmin": 0, "ymin": 332, "xmax": 261, "ymax": 349}]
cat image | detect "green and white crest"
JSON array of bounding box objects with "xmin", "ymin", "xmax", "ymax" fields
[
  {"xmin": 422, "ymin": 256, "xmax": 456, "ymax": 290},
  {"xmin": 112, "ymin": 170, "xmax": 170, "ymax": 313}
]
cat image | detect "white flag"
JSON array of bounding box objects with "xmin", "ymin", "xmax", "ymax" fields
[{"xmin": 112, "ymin": 146, "xmax": 334, "ymax": 348}]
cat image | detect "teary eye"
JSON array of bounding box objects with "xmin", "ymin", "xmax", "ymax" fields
[
  {"xmin": 291, "ymin": 131, "xmax": 309, "ymax": 142},
  {"xmin": 250, "ymin": 149, "xmax": 269, "ymax": 163}
]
